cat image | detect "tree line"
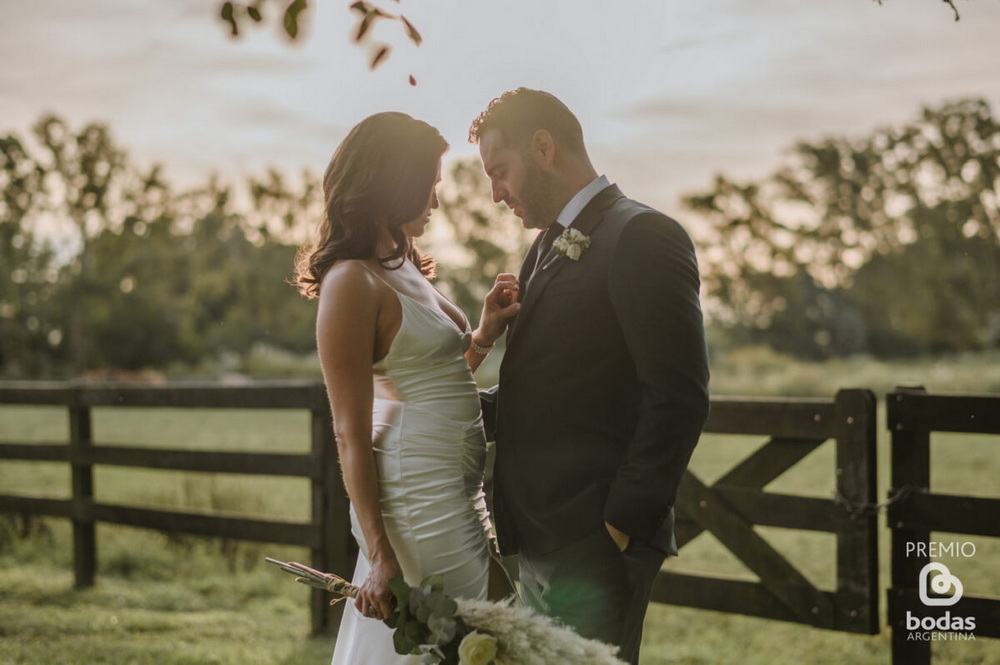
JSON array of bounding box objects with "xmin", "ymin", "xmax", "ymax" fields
[
  {"xmin": 0, "ymin": 115, "xmax": 528, "ymax": 378},
  {"xmin": 687, "ymin": 97, "xmax": 1000, "ymax": 359},
  {"xmin": 2, "ymin": 97, "xmax": 998, "ymax": 378}
]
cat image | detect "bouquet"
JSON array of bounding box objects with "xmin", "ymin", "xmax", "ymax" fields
[{"xmin": 265, "ymin": 557, "xmax": 626, "ymax": 665}]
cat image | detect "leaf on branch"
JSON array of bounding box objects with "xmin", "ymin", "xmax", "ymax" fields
[
  {"xmin": 283, "ymin": 0, "xmax": 307, "ymax": 40},
  {"xmin": 356, "ymin": 11, "xmax": 379, "ymax": 41},
  {"xmin": 355, "ymin": 5, "xmax": 395, "ymax": 42},
  {"xmin": 247, "ymin": 5, "xmax": 262, "ymax": 21},
  {"xmin": 370, "ymin": 45, "xmax": 391, "ymax": 69},
  {"xmin": 351, "ymin": 1, "xmax": 393, "ymax": 18},
  {"xmin": 401, "ymin": 15, "xmax": 423, "ymax": 46},
  {"xmin": 220, "ymin": 2, "xmax": 239, "ymax": 37}
]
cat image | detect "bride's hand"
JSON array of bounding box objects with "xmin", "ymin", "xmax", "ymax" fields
[
  {"xmin": 355, "ymin": 551, "xmax": 402, "ymax": 621},
  {"xmin": 492, "ymin": 273, "xmax": 520, "ymax": 309},
  {"xmin": 476, "ymin": 274, "xmax": 520, "ymax": 345}
]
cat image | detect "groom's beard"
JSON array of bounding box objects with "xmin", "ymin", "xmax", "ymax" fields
[{"xmin": 516, "ymin": 159, "xmax": 561, "ymax": 231}]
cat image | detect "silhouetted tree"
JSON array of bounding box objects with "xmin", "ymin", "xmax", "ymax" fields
[
  {"xmin": 686, "ymin": 97, "xmax": 1000, "ymax": 358},
  {"xmin": 0, "ymin": 134, "xmax": 60, "ymax": 375}
]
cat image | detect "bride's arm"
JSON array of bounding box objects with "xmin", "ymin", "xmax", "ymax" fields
[
  {"xmin": 465, "ymin": 274, "xmax": 520, "ymax": 372},
  {"xmin": 316, "ymin": 263, "xmax": 401, "ymax": 621}
]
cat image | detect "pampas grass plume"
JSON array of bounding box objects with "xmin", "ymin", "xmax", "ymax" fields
[{"xmin": 457, "ymin": 597, "xmax": 627, "ymax": 665}]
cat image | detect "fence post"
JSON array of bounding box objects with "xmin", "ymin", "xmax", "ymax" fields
[
  {"xmin": 833, "ymin": 388, "xmax": 879, "ymax": 633},
  {"xmin": 69, "ymin": 401, "xmax": 96, "ymax": 588},
  {"xmin": 888, "ymin": 386, "xmax": 931, "ymax": 665},
  {"xmin": 310, "ymin": 389, "xmax": 355, "ymax": 636}
]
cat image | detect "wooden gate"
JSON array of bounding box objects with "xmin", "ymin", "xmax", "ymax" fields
[
  {"xmin": 887, "ymin": 386, "xmax": 1000, "ymax": 663},
  {"xmin": 651, "ymin": 389, "xmax": 880, "ymax": 635}
]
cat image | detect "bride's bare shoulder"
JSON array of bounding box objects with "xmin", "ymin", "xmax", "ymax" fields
[
  {"xmin": 316, "ymin": 260, "xmax": 400, "ymax": 347},
  {"xmin": 320, "ymin": 260, "xmax": 381, "ymax": 298},
  {"xmin": 316, "ymin": 262, "xmax": 390, "ymax": 326}
]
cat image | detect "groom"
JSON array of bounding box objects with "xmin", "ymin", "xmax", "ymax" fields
[{"xmin": 472, "ymin": 88, "xmax": 710, "ymax": 664}]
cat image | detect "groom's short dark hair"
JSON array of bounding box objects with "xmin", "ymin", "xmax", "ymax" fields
[{"xmin": 469, "ymin": 88, "xmax": 586, "ymax": 155}]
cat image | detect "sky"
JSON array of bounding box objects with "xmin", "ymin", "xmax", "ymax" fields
[{"xmin": 3, "ymin": 0, "xmax": 1000, "ymax": 239}]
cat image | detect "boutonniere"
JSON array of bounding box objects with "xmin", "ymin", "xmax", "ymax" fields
[{"xmin": 543, "ymin": 228, "xmax": 591, "ymax": 271}]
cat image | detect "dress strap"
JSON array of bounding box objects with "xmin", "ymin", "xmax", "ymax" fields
[{"xmin": 358, "ymin": 261, "xmax": 397, "ymax": 292}]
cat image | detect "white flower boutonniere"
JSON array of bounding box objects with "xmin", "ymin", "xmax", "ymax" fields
[{"xmin": 552, "ymin": 228, "xmax": 591, "ymax": 261}]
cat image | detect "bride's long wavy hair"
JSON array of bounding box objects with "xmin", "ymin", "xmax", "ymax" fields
[{"xmin": 295, "ymin": 112, "xmax": 447, "ymax": 298}]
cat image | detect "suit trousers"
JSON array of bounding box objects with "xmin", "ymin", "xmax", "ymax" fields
[{"xmin": 518, "ymin": 527, "xmax": 666, "ymax": 665}]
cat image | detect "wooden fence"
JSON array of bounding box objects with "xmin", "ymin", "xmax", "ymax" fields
[
  {"xmin": 0, "ymin": 380, "xmax": 353, "ymax": 635},
  {"xmin": 887, "ymin": 386, "xmax": 1000, "ymax": 663},
  {"xmin": 4, "ymin": 382, "xmax": 997, "ymax": 662},
  {"xmin": 655, "ymin": 388, "xmax": 880, "ymax": 634}
]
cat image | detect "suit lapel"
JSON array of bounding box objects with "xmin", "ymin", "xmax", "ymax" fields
[{"xmin": 506, "ymin": 185, "xmax": 624, "ymax": 347}]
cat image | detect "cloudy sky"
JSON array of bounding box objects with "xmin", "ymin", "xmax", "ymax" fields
[{"xmin": 3, "ymin": 0, "xmax": 1000, "ymax": 231}]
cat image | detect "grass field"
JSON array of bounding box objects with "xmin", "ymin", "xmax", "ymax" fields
[{"xmin": 1, "ymin": 352, "xmax": 999, "ymax": 664}]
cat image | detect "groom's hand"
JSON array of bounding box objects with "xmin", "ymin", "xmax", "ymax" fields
[{"xmin": 605, "ymin": 521, "xmax": 630, "ymax": 552}]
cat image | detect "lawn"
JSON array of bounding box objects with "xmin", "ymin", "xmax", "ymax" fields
[{"xmin": 1, "ymin": 352, "xmax": 998, "ymax": 664}]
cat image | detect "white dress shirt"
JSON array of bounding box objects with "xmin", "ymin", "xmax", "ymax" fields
[{"xmin": 553, "ymin": 175, "xmax": 611, "ymax": 230}]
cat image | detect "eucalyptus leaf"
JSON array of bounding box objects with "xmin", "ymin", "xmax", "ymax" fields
[
  {"xmin": 410, "ymin": 587, "xmax": 430, "ymax": 623},
  {"xmin": 429, "ymin": 594, "xmax": 457, "ymax": 619},
  {"xmin": 403, "ymin": 619, "xmax": 427, "ymax": 648},
  {"xmin": 420, "ymin": 574, "xmax": 445, "ymax": 592},
  {"xmin": 427, "ymin": 612, "xmax": 458, "ymax": 644},
  {"xmin": 392, "ymin": 625, "xmax": 416, "ymax": 655},
  {"xmin": 389, "ymin": 577, "xmax": 411, "ymax": 606}
]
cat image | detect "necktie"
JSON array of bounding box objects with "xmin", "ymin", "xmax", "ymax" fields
[{"xmin": 534, "ymin": 223, "xmax": 563, "ymax": 272}]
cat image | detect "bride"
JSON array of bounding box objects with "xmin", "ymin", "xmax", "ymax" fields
[{"xmin": 294, "ymin": 111, "xmax": 519, "ymax": 663}]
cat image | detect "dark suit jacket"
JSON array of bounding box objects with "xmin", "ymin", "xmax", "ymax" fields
[{"xmin": 482, "ymin": 184, "xmax": 710, "ymax": 557}]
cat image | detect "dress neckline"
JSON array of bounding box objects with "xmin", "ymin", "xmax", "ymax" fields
[
  {"xmin": 395, "ymin": 289, "xmax": 471, "ymax": 335},
  {"xmin": 360, "ymin": 261, "xmax": 469, "ymax": 335}
]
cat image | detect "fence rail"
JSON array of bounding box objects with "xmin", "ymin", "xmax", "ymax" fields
[
  {"xmin": 887, "ymin": 387, "xmax": 1000, "ymax": 664},
  {"xmin": 655, "ymin": 389, "xmax": 879, "ymax": 634},
  {"xmin": 7, "ymin": 381, "xmax": 997, "ymax": 662},
  {"xmin": 0, "ymin": 380, "xmax": 352, "ymax": 635}
]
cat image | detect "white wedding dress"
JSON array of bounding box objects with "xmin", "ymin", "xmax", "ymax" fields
[{"xmin": 331, "ymin": 264, "xmax": 493, "ymax": 665}]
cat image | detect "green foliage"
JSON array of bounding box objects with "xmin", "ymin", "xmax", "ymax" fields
[
  {"xmin": 0, "ymin": 116, "xmax": 319, "ymax": 378},
  {"xmin": 216, "ymin": 1, "xmax": 969, "ymax": 54},
  {"xmin": 0, "ymin": 116, "xmax": 530, "ymax": 379},
  {"xmin": 323, "ymin": 572, "xmax": 469, "ymax": 663},
  {"xmin": 687, "ymin": 98, "xmax": 1000, "ymax": 359},
  {"xmin": 220, "ymin": 1, "xmax": 308, "ymax": 41},
  {"xmin": 0, "ymin": 134, "xmax": 61, "ymax": 375},
  {"xmin": 219, "ymin": 0, "xmax": 424, "ymax": 79}
]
